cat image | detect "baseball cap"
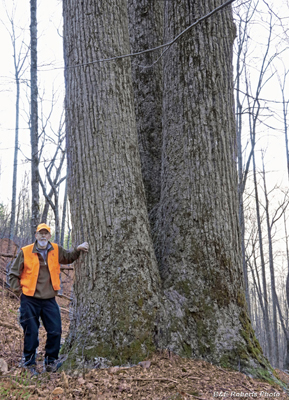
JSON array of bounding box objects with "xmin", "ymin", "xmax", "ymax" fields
[{"xmin": 36, "ymin": 223, "xmax": 51, "ymax": 233}]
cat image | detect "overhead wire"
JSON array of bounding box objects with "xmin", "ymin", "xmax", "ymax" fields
[{"xmin": 39, "ymin": 0, "xmax": 237, "ymax": 72}]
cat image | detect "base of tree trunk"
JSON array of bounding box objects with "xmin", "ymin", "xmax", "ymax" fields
[{"xmin": 60, "ymin": 290, "xmax": 272, "ymax": 380}]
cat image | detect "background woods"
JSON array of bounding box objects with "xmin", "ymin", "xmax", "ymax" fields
[{"xmin": 0, "ymin": 0, "xmax": 289, "ymax": 374}]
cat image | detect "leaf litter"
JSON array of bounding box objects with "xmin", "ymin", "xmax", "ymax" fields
[{"xmin": 0, "ymin": 290, "xmax": 289, "ymax": 399}]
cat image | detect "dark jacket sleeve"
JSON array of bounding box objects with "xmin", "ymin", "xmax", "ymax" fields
[
  {"xmin": 9, "ymin": 250, "xmax": 24, "ymax": 295},
  {"xmin": 58, "ymin": 245, "xmax": 81, "ymax": 265}
]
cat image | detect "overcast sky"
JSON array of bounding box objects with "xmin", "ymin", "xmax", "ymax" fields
[
  {"xmin": 0, "ymin": 0, "xmax": 63, "ymax": 205},
  {"xmin": 0, "ymin": 0, "xmax": 288, "ymax": 207}
]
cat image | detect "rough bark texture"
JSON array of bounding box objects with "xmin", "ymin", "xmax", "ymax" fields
[
  {"xmin": 63, "ymin": 0, "xmax": 270, "ymax": 375},
  {"xmin": 127, "ymin": 0, "xmax": 163, "ymax": 233},
  {"xmin": 63, "ymin": 0, "xmax": 165, "ymax": 366},
  {"xmin": 154, "ymin": 0, "xmax": 267, "ymax": 372}
]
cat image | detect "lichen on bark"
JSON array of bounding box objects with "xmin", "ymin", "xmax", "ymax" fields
[{"xmin": 62, "ymin": 0, "xmax": 271, "ymax": 377}]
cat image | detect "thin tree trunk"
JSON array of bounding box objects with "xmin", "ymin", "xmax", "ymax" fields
[
  {"xmin": 280, "ymin": 72, "xmax": 289, "ymax": 179},
  {"xmin": 252, "ymin": 151, "xmax": 272, "ymax": 362},
  {"xmin": 30, "ymin": 0, "xmax": 39, "ymax": 239},
  {"xmin": 66, "ymin": 204, "xmax": 71, "ymax": 249},
  {"xmin": 262, "ymin": 162, "xmax": 279, "ymax": 367},
  {"xmin": 41, "ymin": 149, "xmax": 65, "ymax": 223},
  {"xmin": 7, "ymin": 14, "xmax": 29, "ymax": 241},
  {"xmin": 274, "ymin": 281, "xmax": 289, "ymax": 369},
  {"xmin": 249, "ymin": 253, "xmax": 265, "ymax": 320},
  {"xmin": 234, "ymin": 3, "xmax": 255, "ymax": 318},
  {"xmin": 39, "ymin": 148, "xmax": 66, "ymax": 237},
  {"xmin": 281, "ymin": 73, "xmax": 289, "ymax": 368},
  {"xmin": 41, "ymin": 195, "xmax": 50, "ymax": 223},
  {"xmin": 285, "ymin": 212, "xmax": 289, "ymax": 316},
  {"xmin": 15, "ymin": 190, "xmax": 21, "ymax": 237},
  {"xmin": 60, "ymin": 179, "xmax": 67, "ymax": 247},
  {"xmin": 9, "ymin": 71, "xmax": 20, "ymax": 240},
  {"xmin": 54, "ymin": 188, "xmax": 60, "ymax": 243}
]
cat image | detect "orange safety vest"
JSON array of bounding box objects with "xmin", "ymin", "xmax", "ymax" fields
[{"xmin": 21, "ymin": 243, "xmax": 61, "ymax": 296}]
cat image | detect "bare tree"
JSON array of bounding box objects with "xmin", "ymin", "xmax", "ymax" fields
[
  {"xmin": 277, "ymin": 65, "xmax": 289, "ymax": 178},
  {"xmin": 1, "ymin": 3, "xmax": 29, "ymax": 241},
  {"xmin": 233, "ymin": 0, "xmax": 288, "ymax": 365},
  {"xmin": 283, "ymin": 211, "xmax": 289, "ymax": 369},
  {"xmin": 251, "ymin": 150, "xmax": 272, "ymax": 362},
  {"xmin": 38, "ymin": 119, "xmax": 66, "ymax": 244},
  {"xmin": 261, "ymin": 156, "xmax": 289, "ymax": 367},
  {"xmin": 60, "ymin": 177, "xmax": 68, "ymax": 247},
  {"xmin": 30, "ymin": 0, "xmax": 40, "ymax": 239},
  {"xmin": 234, "ymin": 0, "xmax": 258, "ymax": 317}
]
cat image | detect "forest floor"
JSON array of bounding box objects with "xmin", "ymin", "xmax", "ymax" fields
[{"xmin": 0, "ymin": 289, "xmax": 289, "ymax": 400}]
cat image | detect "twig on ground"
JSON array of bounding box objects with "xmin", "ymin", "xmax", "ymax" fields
[
  {"xmin": 123, "ymin": 376, "xmax": 179, "ymax": 384},
  {"xmin": 0, "ymin": 321, "xmax": 21, "ymax": 331}
]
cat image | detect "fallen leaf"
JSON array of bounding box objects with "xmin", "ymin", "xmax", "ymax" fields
[
  {"xmin": 78, "ymin": 377, "xmax": 86, "ymax": 385},
  {"xmin": 139, "ymin": 360, "xmax": 151, "ymax": 369},
  {"xmin": 61, "ymin": 371, "xmax": 69, "ymax": 388},
  {"xmin": 117, "ymin": 384, "xmax": 129, "ymax": 392},
  {"xmin": 86, "ymin": 382, "xmax": 95, "ymax": 390},
  {"xmin": 0, "ymin": 358, "xmax": 8, "ymax": 373},
  {"xmin": 72, "ymin": 389, "xmax": 82, "ymax": 394},
  {"xmin": 108, "ymin": 366, "xmax": 119, "ymax": 374},
  {"xmin": 52, "ymin": 387, "xmax": 64, "ymax": 395}
]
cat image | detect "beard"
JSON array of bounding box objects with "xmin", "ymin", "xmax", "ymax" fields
[{"xmin": 38, "ymin": 239, "xmax": 48, "ymax": 248}]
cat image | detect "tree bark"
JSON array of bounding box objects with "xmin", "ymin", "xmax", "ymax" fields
[
  {"xmin": 155, "ymin": 0, "xmax": 264, "ymax": 369},
  {"xmin": 127, "ymin": 0, "xmax": 163, "ymax": 234},
  {"xmin": 63, "ymin": 0, "xmax": 270, "ymax": 373},
  {"xmin": 30, "ymin": 0, "xmax": 40, "ymax": 239},
  {"xmin": 63, "ymin": 0, "xmax": 165, "ymax": 365}
]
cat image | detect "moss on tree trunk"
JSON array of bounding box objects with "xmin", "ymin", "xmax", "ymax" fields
[{"xmin": 62, "ymin": 0, "xmax": 270, "ymax": 377}]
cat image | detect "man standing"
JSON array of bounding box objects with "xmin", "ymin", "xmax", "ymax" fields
[{"xmin": 9, "ymin": 223, "xmax": 89, "ymax": 374}]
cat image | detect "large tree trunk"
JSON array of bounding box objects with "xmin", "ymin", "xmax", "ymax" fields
[
  {"xmin": 155, "ymin": 0, "xmax": 265, "ymax": 370},
  {"xmin": 63, "ymin": 0, "xmax": 165, "ymax": 365},
  {"xmin": 63, "ymin": 0, "xmax": 270, "ymax": 374}
]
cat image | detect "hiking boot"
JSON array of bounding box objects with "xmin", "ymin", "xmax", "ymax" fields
[
  {"xmin": 45, "ymin": 360, "xmax": 63, "ymax": 373},
  {"xmin": 23, "ymin": 365, "xmax": 39, "ymax": 376}
]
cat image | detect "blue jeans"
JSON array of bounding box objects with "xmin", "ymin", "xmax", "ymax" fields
[{"xmin": 20, "ymin": 294, "xmax": 62, "ymax": 366}]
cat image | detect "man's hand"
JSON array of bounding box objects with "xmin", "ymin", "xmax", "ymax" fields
[{"xmin": 77, "ymin": 242, "xmax": 89, "ymax": 252}]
